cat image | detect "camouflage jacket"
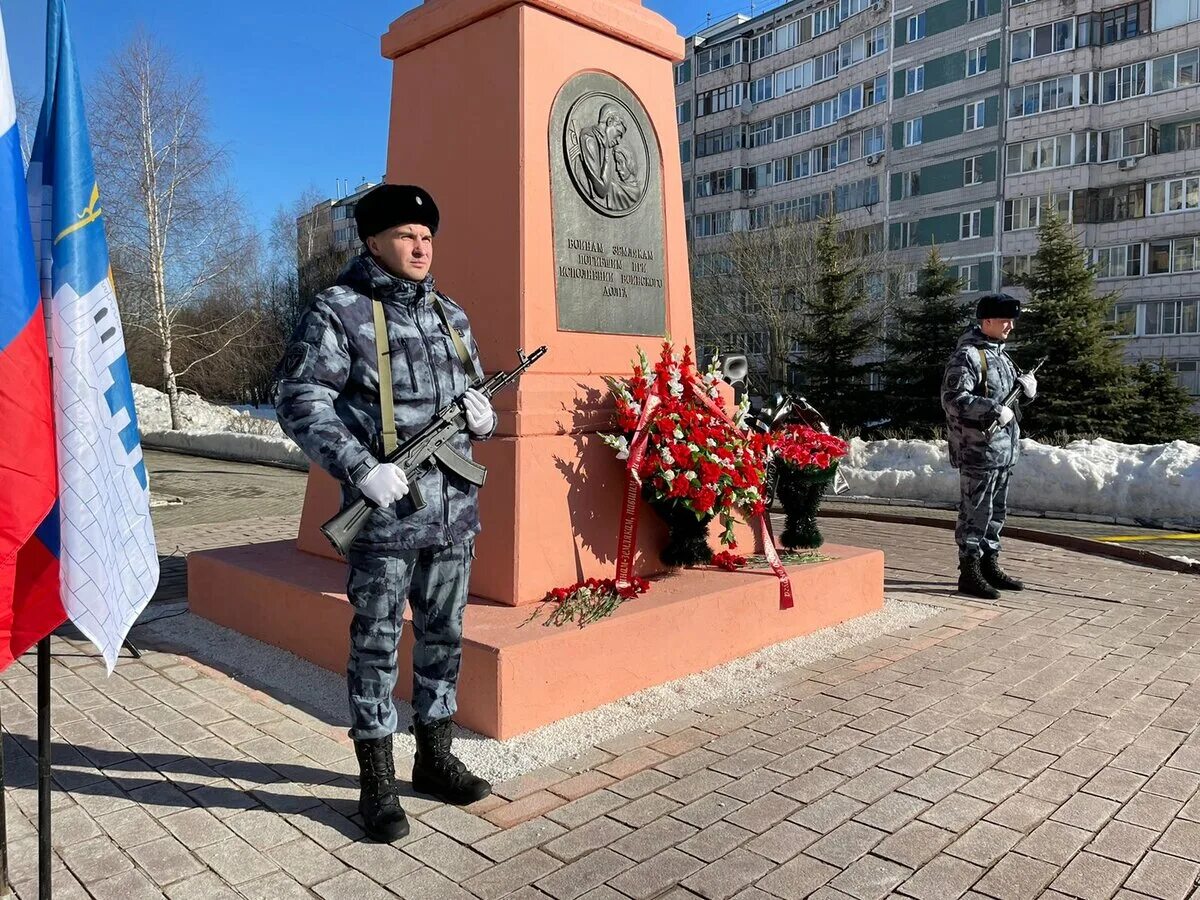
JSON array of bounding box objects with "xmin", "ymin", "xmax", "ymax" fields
[
  {"xmin": 275, "ymin": 253, "xmax": 492, "ymax": 551},
  {"xmin": 940, "ymin": 326, "xmax": 1020, "ymax": 471}
]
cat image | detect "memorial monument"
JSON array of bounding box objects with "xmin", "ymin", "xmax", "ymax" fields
[{"xmin": 189, "ymin": 0, "xmax": 884, "ymax": 739}]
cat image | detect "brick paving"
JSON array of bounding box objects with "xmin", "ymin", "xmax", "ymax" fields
[{"xmin": 1, "ymin": 452, "xmax": 1199, "ymax": 898}]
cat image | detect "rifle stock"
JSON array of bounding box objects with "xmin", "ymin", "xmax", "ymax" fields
[{"xmin": 319, "ymin": 346, "xmax": 547, "ymax": 558}]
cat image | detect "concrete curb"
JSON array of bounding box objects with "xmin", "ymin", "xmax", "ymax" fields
[{"xmin": 817, "ymin": 508, "xmax": 1200, "ymax": 576}]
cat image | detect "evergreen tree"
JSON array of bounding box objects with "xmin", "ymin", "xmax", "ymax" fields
[
  {"xmin": 1125, "ymin": 361, "xmax": 1200, "ymax": 444},
  {"xmin": 795, "ymin": 217, "xmax": 877, "ymax": 430},
  {"xmin": 884, "ymin": 248, "xmax": 973, "ymax": 434},
  {"xmin": 1012, "ymin": 206, "xmax": 1133, "ymax": 440}
]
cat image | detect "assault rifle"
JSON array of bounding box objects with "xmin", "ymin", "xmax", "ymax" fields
[
  {"xmin": 321, "ymin": 346, "xmax": 548, "ymax": 557},
  {"xmin": 983, "ymin": 356, "xmax": 1048, "ymax": 440}
]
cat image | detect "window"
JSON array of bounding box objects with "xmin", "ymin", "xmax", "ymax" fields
[
  {"xmin": 1154, "ymin": 0, "xmax": 1200, "ymax": 31},
  {"xmin": 674, "ymin": 60, "xmax": 692, "ymax": 85},
  {"xmin": 1174, "ymin": 121, "xmax": 1200, "ymax": 152},
  {"xmin": 1111, "ymin": 302, "xmax": 1138, "ymax": 335},
  {"xmin": 692, "ymin": 211, "xmax": 732, "ymax": 237},
  {"xmin": 904, "ymin": 118, "xmax": 923, "ymax": 146},
  {"xmin": 959, "ymin": 264, "xmax": 982, "ymax": 291},
  {"xmin": 906, "ymin": 65, "xmax": 925, "ymax": 94},
  {"xmin": 1003, "ymin": 193, "xmax": 1072, "ymax": 231},
  {"xmin": 748, "ymin": 120, "xmax": 773, "ymax": 149},
  {"xmin": 1005, "ymin": 133, "xmax": 1090, "ymax": 174},
  {"xmin": 901, "ymin": 170, "xmax": 920, "ymax": 197},
  {"xmin": 897, "ymin": 221, "xmax": 916, "ymax": 248},
  {"xmin": 1147, "ymin": 237, "xmax": 1200, "ymax": 274},
  {"xmin": 1098, "ymin": 124, "xmax": 1149, "ymax": 161},
  {"xmin": 1101, "ymin": 62, "xmax": 1148, "ymax": 103},
  {"xmin": 1002, "ymin": 255, "xmax": 1033, "ymax": 286},
  {"xmin": 748, "ymin": 206, "xmax": 771, "ymax": 231},
  {"xmin": 696, "ymin": 126, "xmax": 745, "ymax": 159},
  {"xmin": 968, "ymin": 0, "xmax": 988, "ymax": 20},
  {"xmin": 750, "ymin": 76, "xmax": 774, "ymax": 104},
  {"xmin": 1151, "ymin": 48, "xmax": 1200, "ymax": 93},
  {"xmin": 1011, "ymin": 19, "xmax": 1075, "ymax": 62},
  {"xmin": 1008, "ymin": 74, "xmax": 1087, "ymax": 119},
  {"xmin": 961, "ymin": 210, "xmax": 982, "ymax": 239},
  {"xmin": 1081, "ymin": 184, "xmax": 1144, "ymax": 222},
  {"xmin": 965, "ymin": 101, "xmax": 986, "ymax": 131},
  {"xmin": 966, "ymin": 46, "xmax": 988, "ymax": 77},
  {"xmin": 680, "ymin": 139, "xmax": 691, "ymax": 164},
  {"xmin": 1146, "ymin": 299, "xmax": 1200, "ymax": 335},
  {"xmin": 1168, "ymin": 360, "xmax": 1200, "ymax": 396},
  {"xmin": 1093, "ymin": 244, "xmax": 1143, "ymax": 278},
  {"xmin": 1148, "ymin": 176, "xmax": 1200, "ymax": 214},
  {"xmin": 1078, "ymin": 1, "xmax": 1151, "ymax": 46},
  {"xmin": 964, "ymin": 155, "xmax": 984, "ymax": 185},
  {"xmin": 697, "ymin": 39, "xmax": 747, "ymax": 75},
  {"xmin": 812, "ymin": 5, "xmax": 837, "ymax": 36},
  {"xmin": 863, "ymin": 125, "xmax": 886, "ymax": 156},
  {"xmin": 676, "ymin": 101, "xmax": 691, "ymax": 124},
  {"xmin": 695, "ymin": 83, "xmax": 748, "ymax": 117},
  {"xmin": 906, "ymin": 13, "xmax": 925, "ymax": 42}
]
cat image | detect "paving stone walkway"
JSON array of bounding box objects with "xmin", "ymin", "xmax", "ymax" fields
[{"xmin": 2, "ymin": 452, "xmax": 1199, "ymax": 900}]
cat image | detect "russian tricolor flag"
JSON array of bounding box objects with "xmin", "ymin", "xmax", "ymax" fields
[{"xmin": 0, "ymin": 5, "xmax": 67, "ymax": 670}]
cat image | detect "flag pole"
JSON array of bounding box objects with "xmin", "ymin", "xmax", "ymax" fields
[
  {"xmin": 37, "ymin": 637, "xmax": 51, "ymax": 899},
  {"xmin": 0, "ymin": 697, "xmax": 14, "ymax": 900}
]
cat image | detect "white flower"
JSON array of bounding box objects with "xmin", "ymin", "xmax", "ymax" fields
[
  {"xmin": 674, "ymin": 428, "xmax": 684, "ymax": 440},
  {"xmin": 663, "ymin": 469, "xmax": 675, "ymax": 481},
  {"xmin": 661, "ymin": 448, "xmax": 675, "ymax": 466}
]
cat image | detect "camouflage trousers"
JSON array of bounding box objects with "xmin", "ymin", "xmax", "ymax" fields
[
  {"xmin": 956, "ymin": 467, "xmax": 1012, "ymax": 560},
  {"xmin": 345, "ymin": 541, "xmax": 473, "ymax": 741}
]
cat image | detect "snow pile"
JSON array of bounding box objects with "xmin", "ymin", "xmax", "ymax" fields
[
  {"xmin": 130, "ymin": 383, "xmax": 1200, "ymax": 528},
  {"xmin": 134, "ymin": 384, "xmax": 307, "ymax": 469},
  {"xmin": 843, "ymin": 436, "xmax": 1200, "ymax": 529}
]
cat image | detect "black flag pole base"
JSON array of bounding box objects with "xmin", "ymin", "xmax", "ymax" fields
[{"xmin": 37, "ymin": 637, "xmax": 52, "ymax": 900}]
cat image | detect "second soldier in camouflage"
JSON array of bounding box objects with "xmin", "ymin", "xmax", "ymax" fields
[{"xmin": 941, "ymin": 293, "xmax": 1038, "ymax": 601}]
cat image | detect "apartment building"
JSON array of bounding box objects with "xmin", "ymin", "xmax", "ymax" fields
[
  {"xmin": 295, "ymin": 180, "xmax": 378, "ymax": 268},
  {"xmin": 676, "ymin": 0, "xmax": 1200, "ymax": 400}
]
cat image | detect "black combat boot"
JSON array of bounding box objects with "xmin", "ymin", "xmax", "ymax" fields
[
  {"xmin": 981, "ymin": 553, "xmax": 1024, "ymax": 591},
  {"xmin": 411, "ymin": 717, "xmax": 492, "ymax": 805},
  {"xmin": 957, "ymin": 557, "xmax": 1000, "ymax": 601},
  {"xmin": 353, "ymin": 735, "xmax": 410, "ymax": 842}
]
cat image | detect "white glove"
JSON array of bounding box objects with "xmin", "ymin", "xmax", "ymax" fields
[
  {"xmin": 996, "ymin": 405, "xmax": 1015, "ymax": 427},
  {"xmin": 462, "ymin": 388, "xmax": 495, "ymax": 436},
  {"xmin": 1017, "ymin": 373, "xmax": 1037, "ymax": 399},
  {"xmin": 357, "ymin": 463, "xmax": 409, "ymax": 506}
]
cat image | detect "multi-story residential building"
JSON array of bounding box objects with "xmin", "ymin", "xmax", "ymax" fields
[
  {"xmin": 676, "ymin": 0, "xmax": 1200, "ymax": 402},
  {"xmin": 295, "ymin": 180, "xmax": 378, "ymax": 269}
]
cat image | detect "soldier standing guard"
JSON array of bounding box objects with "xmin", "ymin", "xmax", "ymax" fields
[
  {"xmin": 275, "ymin": 184, "xmax": 495, "ymax": 842},
  {"xmin": 941, "ymin": 293, "xmax": 1038, "ymax": 601}
]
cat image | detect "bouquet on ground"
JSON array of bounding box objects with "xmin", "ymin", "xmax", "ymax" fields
[
  {"xmin": 771, "ymin": 424, "xmax": 849, "ymax": 550},
  {"xmin": 601, "ymin": 342, "xmax": 769, "ymax": 565}
]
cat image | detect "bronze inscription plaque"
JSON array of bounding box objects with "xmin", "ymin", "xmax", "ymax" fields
[{"xmin": 549, "ymin": 72, "xmax": 667, "ymax": 336}]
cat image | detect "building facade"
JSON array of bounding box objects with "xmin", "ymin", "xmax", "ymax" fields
[
  {"xmin": 676, "ymin": 0, "xmax": 1200, "ymax": 401},
  {"xmin": 295, "ymin": 180, "xmax": 378, "ymax": 269}
]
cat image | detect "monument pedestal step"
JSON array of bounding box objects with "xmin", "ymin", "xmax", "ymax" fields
[{"xmin": 188, "ymin": 542, "xmax": 884, "ymax": 739}]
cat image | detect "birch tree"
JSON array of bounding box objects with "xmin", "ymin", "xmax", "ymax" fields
[{"xmin": 89, "ymin": 33, "xmax": 251, "ymax": 429}]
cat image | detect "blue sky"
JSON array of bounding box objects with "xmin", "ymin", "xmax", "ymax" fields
[{"xmin": 4, "ymin": 0, "xmax": 766, "ymax": 237}]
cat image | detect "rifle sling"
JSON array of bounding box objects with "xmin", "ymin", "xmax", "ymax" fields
[
  {"xmin": 433, "ymin": 295, "xmax": 483, "ymax": 386},
  {"xmin": 372, "ymin": 300, "xmax": 398, "ymax": 456}
]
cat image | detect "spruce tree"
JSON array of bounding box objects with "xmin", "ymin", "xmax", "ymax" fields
[
  {"xmin": 795, "ymin": 217, "xmax": 877, "ymax": 430},
  {"xmin": 1125, "ymin": 361, "xmax": 1200, "ymax": 444},
  {"xmin": 884, "ymin": 247, "xmax": 973, "ymax": 434},
  {"xmin": 1012, "ymin": 206, "xmax": 1132, "ymax": 440}
]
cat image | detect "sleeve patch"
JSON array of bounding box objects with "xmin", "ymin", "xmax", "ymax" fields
[{"xmin": 283, "ymin": 344, "xmax": 311, "ymax": 379}]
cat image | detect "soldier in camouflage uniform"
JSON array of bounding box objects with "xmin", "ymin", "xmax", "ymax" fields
[
  {"xmin": 276, "ymin": 184, "xmax": 494, "ymax": 842},
  {"xmin": 941, "ymin": 293, "xmax": 1038, "ymax": 601}
]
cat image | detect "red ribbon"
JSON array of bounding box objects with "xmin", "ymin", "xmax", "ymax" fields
[
  {"xmin": 615, "ymin": 394, "xmax": 660, "ymax": 589},
  {"xmin": 611, "ymin": 375, "xmax": 793, "ymax": 610}
]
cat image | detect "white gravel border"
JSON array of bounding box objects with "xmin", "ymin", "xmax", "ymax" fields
[{"xmin": 139, "ymin": 596, "xmax": 941, "ymax": 783}]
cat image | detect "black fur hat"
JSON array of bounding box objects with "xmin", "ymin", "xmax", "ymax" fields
[
  {"xmin": 354, "ymin": 184, "xmax": 440, "ymax": 242},
  {"xmin": 976, "ymin": 292, "xmax": 1021, "ymax": 320}
]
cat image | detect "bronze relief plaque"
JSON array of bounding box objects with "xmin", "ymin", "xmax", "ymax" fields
[{"xmin": 549, "ymin": 72, "xmax": 667, "ymax": 336}]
